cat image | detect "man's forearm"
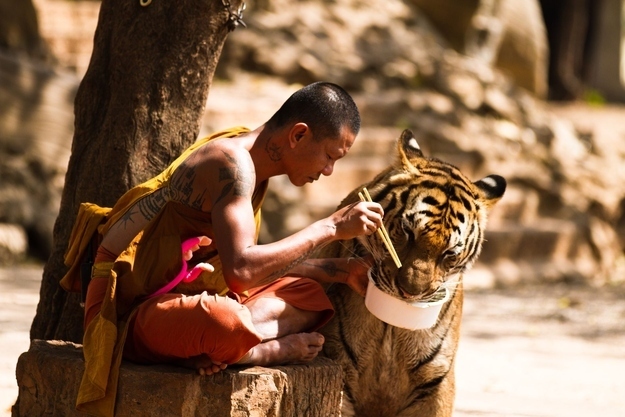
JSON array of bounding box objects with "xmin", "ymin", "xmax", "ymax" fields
[
  {"xmin": 225, "ymin": 219, "xmax": 338, "ymax": 291},
  {"xmin": 287, "ymin": 258, "xmax": 349, "ymax": 284}
]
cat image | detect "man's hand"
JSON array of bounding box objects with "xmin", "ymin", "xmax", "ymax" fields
[
  {"xmin": 329, "ymin": 201, "xmax": 384, "ymax": 241},
  {"xmin": 343, "ymin": 256, "xmax": 373, "ymax": 297}
]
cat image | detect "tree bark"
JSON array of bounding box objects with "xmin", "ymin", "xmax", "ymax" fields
[{"xmin": 30, "ymin": 0, "xmax": 243, "ymax": 343}]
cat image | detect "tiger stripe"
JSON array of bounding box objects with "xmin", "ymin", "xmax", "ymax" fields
[{"xmin": 318, "ymin": 129, "xmax": 505, "ymax": 417}]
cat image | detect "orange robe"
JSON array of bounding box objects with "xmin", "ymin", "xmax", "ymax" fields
[{"xmin": 60, "ymin": 127, "xmax": 334, "ymax": 417}]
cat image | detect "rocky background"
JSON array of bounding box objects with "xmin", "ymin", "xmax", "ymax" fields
[{"xmin": 1, "ymin": 0, "xmax": 624, "ymax": 288}]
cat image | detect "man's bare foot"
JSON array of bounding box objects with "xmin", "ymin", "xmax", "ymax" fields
[
  {"xmin": 237, "ymin": 332, "xmax": 325, "ymax": 367},
  {"xmin": 177, "ymin": 354, "xmax": 228, "ymax": 376}
]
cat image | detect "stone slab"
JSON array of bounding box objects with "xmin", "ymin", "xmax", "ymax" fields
[{"xmin": 13, "ymin": 340, "xmax": 342, "ymax": 417}]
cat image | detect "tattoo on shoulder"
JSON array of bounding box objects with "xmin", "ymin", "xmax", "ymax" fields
[
  {"xmin": 215, "ymin": 150, "xmax": 254, "ymax": 205},
  {"xmin": 168, "ymin": 162, "xmax": 206, "ymax": 211},
  {"xmin": 265, "ymin": 138, "xmax": 282, "ymax": 162}
]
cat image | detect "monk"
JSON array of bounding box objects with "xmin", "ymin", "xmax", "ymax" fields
[{"xmin": 64, "ymin": 81, "xmax": 383, "ymax": 415}]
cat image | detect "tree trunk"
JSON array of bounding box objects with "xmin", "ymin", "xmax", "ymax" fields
[{"xmin": 30, "ymin": 0, "xmax": 244, "ymax": 343}]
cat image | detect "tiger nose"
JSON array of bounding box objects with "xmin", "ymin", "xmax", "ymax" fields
[
  {"xmin": 397, "ymin": 268, "xmax": 438, "ymax": 297},
  {"xmin": 398, "ymin": 282, "xmax": 423, "ymax": 298},
  {"xmin": 397, "ymin": 274, "xmax": 421, "ymax": 296}
]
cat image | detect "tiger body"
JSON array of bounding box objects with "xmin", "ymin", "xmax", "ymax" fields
[{"xmin": 317, "ymin": 129, "xmax": 506, "ymax": 417}]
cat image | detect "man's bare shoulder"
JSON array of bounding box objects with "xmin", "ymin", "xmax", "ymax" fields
[
  {"xmin": 168, "ymin": 138, "xmax": 256, "ymax": 211},
  {"xmin": 209, "ymin": 138, "xmax": 254, "ymax": 167},
  {"xmin": 210, "ymin": 140, "xmax": 256, "ymax": 206}
]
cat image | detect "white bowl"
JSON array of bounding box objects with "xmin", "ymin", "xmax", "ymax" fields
[{"xmin": 364, "ymin": 271, "xmax": 450, "ymax": 330}]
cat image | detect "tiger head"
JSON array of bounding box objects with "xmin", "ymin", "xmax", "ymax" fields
[{"xmin": 357, "ymin": 129, "xmax": 506, "ymax": 301}]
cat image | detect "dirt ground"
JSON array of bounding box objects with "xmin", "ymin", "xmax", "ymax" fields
[
  {"xmin": 455, "ymin": 282, "xmax": 625, "ymax": 417},
  {"xmin": 1, "ymin": 265, "xmax": 624, "ymax": 417}
]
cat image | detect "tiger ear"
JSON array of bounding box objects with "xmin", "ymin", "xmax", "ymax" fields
[
  {"xmin": 474, "ymin": 175, "xmax": 507, "ymax": 208},
  {"xmin": 396, "ymin": 129, "xmax": 423, "ymax": 170}
]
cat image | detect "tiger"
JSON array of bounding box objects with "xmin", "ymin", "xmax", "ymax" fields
[{"xmin": 316, "ymin": 128, "xmax": 506, "ymax": 417}]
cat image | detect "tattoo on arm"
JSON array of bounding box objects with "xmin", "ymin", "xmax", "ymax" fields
[
  {"xmin": 136, "ymin": 187, "xmax": 168, "ymax": 222},
  {"xmin": 302, "ymin": 260, "xmax": 349, "ymax": 278},
  {"xmin": 215, "ymin": 151, "xmax": 254, "ymax": 205},
  {"xmin": 119, "ymin": 207, "xmax": 137, "ymax": 229},
  {"xmin": 267, "ymin": 251, "xmax": 314, "ymax": 281}
]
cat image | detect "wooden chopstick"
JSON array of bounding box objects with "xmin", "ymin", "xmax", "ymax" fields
[
  {"xmin": 362, "ymin": 188, "xmax": 394, "ymax": 251},
  {"xmin": 361, "ymin": 189, "xmax": 396, "ymax": 255},
  {"xmin": 358, "ymin": 188, "xmax": 402, "ymax": 268}
]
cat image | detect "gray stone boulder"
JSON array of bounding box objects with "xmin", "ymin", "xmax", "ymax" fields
[
  {"xmin": 410, "ymin": 0, "xmax": 549, "ymax": 98},
  {"xmin": 217, "ymin": 0, "xmax": 548, "ymax": 98}
]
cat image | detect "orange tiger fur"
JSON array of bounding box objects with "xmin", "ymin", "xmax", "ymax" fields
[{"xmin": 318, "ymin": 129, "xmax": 506, "ymax": 417}]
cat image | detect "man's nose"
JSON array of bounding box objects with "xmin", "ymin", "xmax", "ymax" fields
[{"xmin": 322, "ymin": 161, "xmax": 335, "ymax": 176}]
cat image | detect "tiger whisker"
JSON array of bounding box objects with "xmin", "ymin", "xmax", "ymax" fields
[
  {"xmin": 337, "ymin": 240, "xmax": 362, "ymax": 258},
  {"xmin": 440, "ymin": 274, "xmax": 463, "ymax": 298},
  {"xmin": 337, "ymin": 241, "xmax": 376, "ymax": 269},
  {"xmin": 357, "ymin": 235, "xmax": 386, "ymax": 262}
]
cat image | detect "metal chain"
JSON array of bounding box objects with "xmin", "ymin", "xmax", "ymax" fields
[
  {"xmin": 221, "ymin": 0, "xmax": 247, "ymax": 32},
  {"xmin": 138, "ymin": 0, "xmax": 246, "ymax": 31}
]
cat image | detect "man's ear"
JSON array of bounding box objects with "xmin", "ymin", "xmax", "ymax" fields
[{"xmin": 289, "ymin": 123, "xmax": 309, "ymax": 148}]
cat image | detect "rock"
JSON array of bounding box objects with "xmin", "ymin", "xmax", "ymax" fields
[
  {"xmin": 0, "ymin": 51, "xmax": 77, "ymax": 262},
  {"xmin": 0, "ymin": 223, "xmax": 28, "ymax": 264},
  {"xmin": 412, "ymin": 0, "xmax": 549, "ymax": 97},
  {"xmin": 13, "ymin": 340, "xmax": 343, "ymax": 417},
  {"xmin": 442, "ymin": 71, "xmax": 485, "ymax": 110}
]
